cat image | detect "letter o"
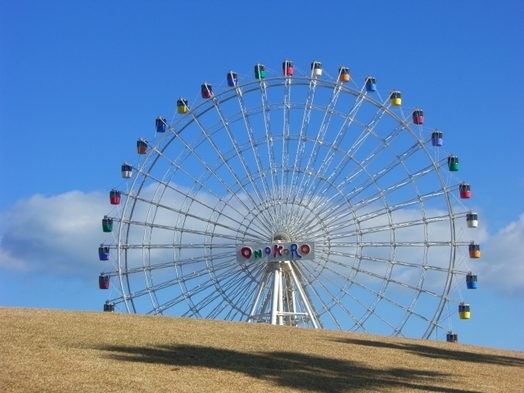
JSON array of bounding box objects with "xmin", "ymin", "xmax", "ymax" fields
[
  {"xmin": 240, "ymin": 247, "xmax": 252, "ymax": 259},
  {"xmin": 300, "ymin": 244, "xmax": 311, "ymax": 255}
]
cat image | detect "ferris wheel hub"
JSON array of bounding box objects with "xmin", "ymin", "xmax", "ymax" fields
[{"xmin": 272, "ymin": 232, "xmax": 292, "ymax": 242}]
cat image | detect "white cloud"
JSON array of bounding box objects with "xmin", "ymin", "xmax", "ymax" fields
[
  {"xmin": 0, "ymin": 190, "xmax": 523, "ymax": 300},
  {"xmin": 474, "ymin": 213, "xmax": 524, "ymax": 297},
  {"xmin": 0, "ymin": 191, "xmax": 108, "ymax": 278}
]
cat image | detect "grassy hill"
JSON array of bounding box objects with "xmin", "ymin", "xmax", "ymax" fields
[{"xmin": 1, "ymin": 307, "xmax": 523, "ymax": 392}]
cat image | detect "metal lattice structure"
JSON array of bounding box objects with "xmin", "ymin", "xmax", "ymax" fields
[{"xmin": 100, "ymin": 61, "xmax": 476, "ymax": 339}]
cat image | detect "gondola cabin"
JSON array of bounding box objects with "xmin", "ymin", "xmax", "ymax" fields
[
  {"xmin": 459, "ymin": 182, "xmax": 471, "ymax": 199},
  {"xmin": 338, "ymin": 67, "xmax": 350, "ymax": 82},
  {"xmin": 448, "ymin": 155, "xmax": 460, "ymax": 171},
  {"xmin": 283, "ymin": 60, "xmax": 294, "ymax": 76},
  {"xmin": 121, "ymin": 163, "xmax": 132, "ymax": 179},
  {"xmin": 98, "ymin": 245, "xmax": 110, "ymax": 261},
  {"xmin": 99, "ymin": 274, "xmax": 110, "ymax": 290},
  {"xmin": 311, "ymin": 61, "xmax": 322, "ymax": 77},
  {"xmin": 446, "ymin": 332, "xmax": 458, "ymax": 343},
  {"xmin": 365, "ymin": 76, "xmax": 376, "ymax": 92},
  {"xmin": 466, "ymin": 211, "xmax": 479, "ymax": 228},
  {"xmin": 103, "ymin": 301, "xmax": 115, "ymax": 312},
  {"xmin": 227, "ymin": 71, "xmax": 238, "ymax": 87},
  {"xmin": 136, "ymin": 138, "xmax": 147, "ymax": 154},
  {"xmin": 155, "ymin": 116, "xmax": 167, "ymax": 133},
  {"xmin": 177, "ymin": 98, "xmax": 189, "ymax": 114},
  {"xmin": 412, "ymin": 109, "xmax": 424, "ymax": 125},
  {"xmin": 390, "ymin": 91, "xmax": 402, "ymax": 106},
  {"xmin": 469, "ymin": 242, "xmax": 481, "ymax": 258},
  {"xmin": 254, "ymin": 63, "xmax": 265, "ymax": 79},
  {"xmin": 466, "ymin": 273, "xmax": 478, "ymax": 289},
  {"xmin": 431, "ymin": 130, "xmax": 443, "ymax": 147},
  {"xmin": 102, "ymin": 216, "xmax": 113, "ymax": 233},
  {"xmin": 109, "ymin": 189, "xmax": 121, "ymax": 205},
  {"xmin": 201, "ymin": 83, "xmax": 212, "ymax": 99},
  {"xmin": 459, "ymin": 303, "xmax": 471, "ymax": 319}
]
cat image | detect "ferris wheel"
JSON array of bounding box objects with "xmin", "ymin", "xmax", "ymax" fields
[{"xmin": 98, "ymin": 60, "xmax": 480, "ymax": 341}]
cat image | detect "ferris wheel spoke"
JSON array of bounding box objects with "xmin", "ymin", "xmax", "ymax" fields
[
  {"xmin": 207, "ymin": 266, "xmax": 263, "ymax": 320},
  {"xmin": 122, "ymin": 192, "xmax": 267, "ymax": 241},
  {"xmin": 322, "ymin": 213, "xmax": 455, "ymax": 241},
  {"xmin": 296, "ymin": 261, "xmax": 369, "ymax": 331},
  {"xmin": 312, "ymin": 260, "xmax": 422, "ymax": 334},
  {"xmin": 289, "ymin": 78, "xmax": 318, "ymax": 204},
  {"xmin": 298, "ymin": 91, "xmax": 374, "ymax": 202},
  {"xmin": 209, "ymin": 93, "xmax": 281, "ymax": 223},
  {"xmin": 174, "ymin": 115, "xmax": 276, "ymax": 228},
  {"xmin": 294, "ymin": 83, "xmax": 344, "ymax": 203},
  {"xmin": 179, "ymin": 266, "xmax": 256, "ymax": 319},
  {"xmin": 138, "ymin": 142, "xmax": 275, "ymax": 233},
  {"xmin": 257, "ymin": 79, "xmax": 280, "ymax": 200}
]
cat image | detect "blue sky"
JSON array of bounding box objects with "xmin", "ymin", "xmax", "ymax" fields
[{"xmin": 0, "ymin": 1, "xmax": 523, "ymax": 351}]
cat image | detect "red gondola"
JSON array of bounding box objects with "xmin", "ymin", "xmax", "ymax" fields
[
  {"xmin": 412, "ymin": 109, "xmax": 424, "ymax": 125},
  {"xmin": 109, "ymin": 189, "xmax": 121, "ymax": 205},
  {"xmin": 459, "ymin": 182, "xmax": 471, "ymax": 199},
  {"xmin": 201, "ymin": 83, "xmax": 212, "ymax": 99},
  {"xmin": 99, "ymin": 274, "xmax": 110, "ymax": 290},
  {"xmin": 283, "ymin": 60, "xmax": 294, "ymax": 76}
]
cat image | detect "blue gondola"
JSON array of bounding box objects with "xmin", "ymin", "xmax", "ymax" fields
[
  {"xmin": 155, "ymin": 116, "xmax": 167, "ymax": 133},
  {"xmin": 431, "ymin": 130, "xmax": 443, "ymax": 147},
  {"xmin": 365, "ymin": 76, "xmax": 376, "ymax": 92},
  {"xmin": 446, "ymin": 332, "xmax": 458, "ymax": 343},
  {"xmin": 227, "ymin": 71, "xmax": 238, "ymax": 87},
  {"xmin": 98, "ymin": 245, "xmax": 110, "ymax": 261},
  {"xmin": 466, "ymin": 273, "xmax": 478, "ymax": 289}
]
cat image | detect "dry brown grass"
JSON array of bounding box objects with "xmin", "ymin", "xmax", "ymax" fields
[{"xmin": 1, "ymin": 307, "xmax": 523, "ymax": 392}]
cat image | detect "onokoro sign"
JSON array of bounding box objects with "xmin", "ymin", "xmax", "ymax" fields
[{"xmin": 236, "ymin": 242, "xmax": 315, "ymax": 263}]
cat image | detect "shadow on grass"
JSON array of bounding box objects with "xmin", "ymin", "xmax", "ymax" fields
[
  {"xmin": 331, "ymin": 337, "xmax": 524, "ymax": 368},
  {"xmin": 95, "ymin": 343, "xmax": 481, "ymax": 393}
]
